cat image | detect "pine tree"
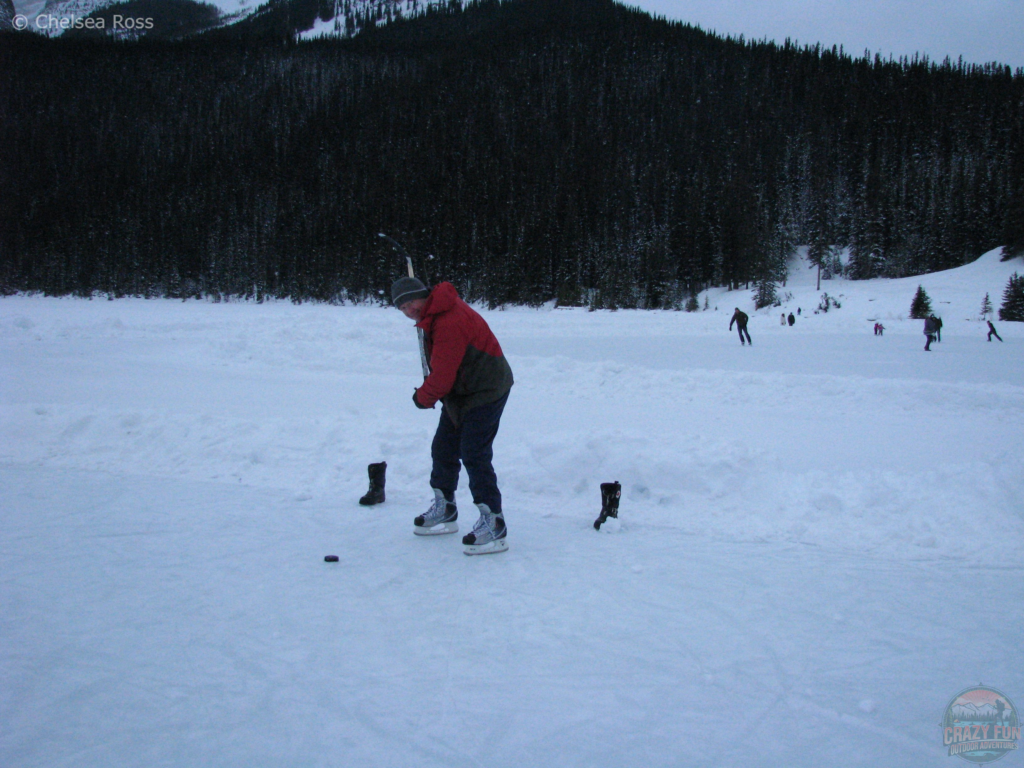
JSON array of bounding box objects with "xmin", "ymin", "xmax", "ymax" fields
[
  {"xmin": 753, "ymin": 278, "xmax": 778, "ymax": 309},
  {"xmin": 980, "ymin": 292, "xmax": 993, "ymax": 317},
  {"xmin": 2, "ymin": 1, "xmax": 1022, "ymax": 303},
  {"xmin": 909, "ymin": 285, "xmax": 933, "ymax": 319},
  {"xmin": 998, "ymin": 273, "xmax": 1024, "ymax": 321},
  {"xmin": 685, "ymin": 293, "xmax": 700, "ymax": 312}
]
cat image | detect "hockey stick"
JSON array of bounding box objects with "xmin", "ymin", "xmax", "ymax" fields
[{"xmin": 378, "ymin": 233, "xmax": 430, "ymax": 379}]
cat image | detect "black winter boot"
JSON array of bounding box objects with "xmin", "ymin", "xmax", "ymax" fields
[
  {"xmin": 359, "ymin": 462, "xmax": 387, "ymax": 506},
  {"xmin": 594, "ymin": 481, "xmax": 621, "ymax": 530}
]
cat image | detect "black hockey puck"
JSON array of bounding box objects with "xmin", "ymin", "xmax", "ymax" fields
[{"xmin": 324, "ymin": 555, "xmax": 339, "ymax": 562}]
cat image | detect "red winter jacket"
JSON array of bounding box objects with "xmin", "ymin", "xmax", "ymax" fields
[{"xmin": 413, "ymin": 282, "xmax": 514, "ymax": 425}]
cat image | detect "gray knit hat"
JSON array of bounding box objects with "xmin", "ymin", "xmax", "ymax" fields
[{"xmin": 391, "ymin": 276, "xmax": 430, "ymax": 307}]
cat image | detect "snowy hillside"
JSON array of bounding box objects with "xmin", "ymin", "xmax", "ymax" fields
[
  {"xmin": 0, "ymin": 0, "xmax": 15, "ymax": 29},
  {"xmin": 2, "ymin": 249, "xmax": 1022, "ymax": 766},
  {"xmin": 13, "ymin": 0, "xmax": 424, "ymax": 38},
  {"xmin": 708, "ymin": 246, "xmax": 1023, "ymax": 331},
  {"xmin": 13, "ymin": 0, "xmax": 112, "ymax": 34},
  {"xmin": 13, "ymin": 0, "xmax": 260, "ymax": 35},
  {"xmin": 298, "ymin": 0, "xmax": 423, "ymax": 40}
]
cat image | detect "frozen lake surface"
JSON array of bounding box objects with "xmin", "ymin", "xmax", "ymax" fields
[{"xmin": 2, "ymin": 249, "xmax": 1022, "ymax": 766}]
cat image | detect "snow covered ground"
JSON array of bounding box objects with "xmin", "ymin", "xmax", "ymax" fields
[{"xmin": 2, "ymin": 249, "xmax": 1022, "ymax": 767}]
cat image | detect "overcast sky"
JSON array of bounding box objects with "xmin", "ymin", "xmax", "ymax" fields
[{"xmin": 627, "ymin": 0, "xmax": 1024, "ymax": 69}]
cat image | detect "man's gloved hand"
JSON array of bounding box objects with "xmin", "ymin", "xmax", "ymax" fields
[{"xmin": 413, "ymin": 389, "xmax": 431, "ymax": 409}]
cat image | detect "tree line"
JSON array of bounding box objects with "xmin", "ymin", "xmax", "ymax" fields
[{"xmin": 1, "ymin": 0, "xmax": 1022, "ymax": 307}]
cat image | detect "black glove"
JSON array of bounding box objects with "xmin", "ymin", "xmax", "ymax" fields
[{"xmin": 413, "ymin": 390, "xmax": 431, "ymax": 409}]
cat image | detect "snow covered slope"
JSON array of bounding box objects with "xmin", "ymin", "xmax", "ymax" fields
[
  {"xmin": 13, "ymin": 0, "xmax": 422, "ymax": 38},
  {"xmin": 709, "ymin": 246, "xmax": 1022, "ymax": 331},
  {"xmin": 12, "ymin": 0, "xmax": 259, "ymax": 35},
  {"xmin": 0, "ymin": 0, "xmax": 16, "ymax": 29},
  {"xmin": 298, "ymin": 0, "xmax": 423, "ymax": 40},
  {"xmin": 13, "ymin": 0, "xmax": 113, "ymax": 35},
  {"xmin": 2, "ymin": 249, "xmax": 1022, "ymax": 767}
]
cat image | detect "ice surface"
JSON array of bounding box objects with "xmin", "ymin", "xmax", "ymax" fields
[{"xmin": 2, "ymin": 248, "xmax": 1022, "ymax": 766}]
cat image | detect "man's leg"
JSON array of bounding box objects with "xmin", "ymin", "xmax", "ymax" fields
[
  {"xmin": 737, "ymin": 326, "xmax": 745, "ymax": 345},
  {"xmin": 430, "ymin": 408, "xmax": 462, "ymax": 501},
  {"xmin": 459, "ymin": 392, "xmax": 509, "ymax": 514}
]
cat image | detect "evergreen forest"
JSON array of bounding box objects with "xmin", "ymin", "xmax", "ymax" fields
[{"xmin": 2, "ymin": 0, "xmax": 1023, "ymax": 306}]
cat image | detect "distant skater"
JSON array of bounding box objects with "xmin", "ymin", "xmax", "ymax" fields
[
  {"xmin": 987, "ymin": 320, "xmax": 1003, "ymax": 342},
  {"xmin": 730, "ymin": 308, "xmax": 752, "ymax": 346},
  {"xmin": 788, "ymin": 312, "xmax": 795, "ymax": 326},
  {"xmin": 781, "ymin": 313, "xmax": 786, "ymax": 325},
  {"xmin": 935, "ymin": 315, "xmax": 943, "ymax": 342},
  {"xmin": 924, "ymin": 315, "xmax": 939, "ymax": 351},
  {"xmin": 874, "ymin": 323, "xmax": 885, "ymax": 336}
]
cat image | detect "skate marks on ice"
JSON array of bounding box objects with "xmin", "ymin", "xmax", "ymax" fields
[
  {"xmin": 3, "ymin": 296, "xmax": 1023, "ymax": 564},
  {"xmin": 3, "ymin": 466, "xmax": 1020, "ymax": 767}
]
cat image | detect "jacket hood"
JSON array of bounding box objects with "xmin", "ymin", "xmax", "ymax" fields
[{"xmin": 417, "ymin": 282, "xmax": 460, "ymax": 328}]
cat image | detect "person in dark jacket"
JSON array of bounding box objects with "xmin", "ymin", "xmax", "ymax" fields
[
  {"xmin": 393, "ymin": 277, "xmax": 514, "ymax": 555},
  {"xmin": 935, "ymin": 315, "xmax": 943, "ymax": 342},
  {"xmin": 729, "ymin": 308, "xmax": 752, "ymax": 345},
  {"xmin": 787, "ymin": 312, "xmax": 795, "ymax": 326},
  {"xmin": 987, "ymin": 320, "xmax": 1003, "ymax": 342},
  {"xmin": 924, "ymin": 315, "xmax": 939, "ymax": 351}
]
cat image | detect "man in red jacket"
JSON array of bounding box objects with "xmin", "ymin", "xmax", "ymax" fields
[{"xmin": 392, "ymin": 277, "xmax": 514, "ymax": 555}]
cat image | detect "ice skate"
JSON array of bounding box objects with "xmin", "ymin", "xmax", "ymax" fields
[
  {"xmin": 413, "ymin": 488, "xmax": 458, "ymax": 535},
  {"xmin": 463, "ymin": 503, "xmax": 508, "ymax": 555}
]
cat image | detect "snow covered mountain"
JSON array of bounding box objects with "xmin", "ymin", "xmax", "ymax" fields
[
  {"xmin": 10, "ymin": 0, "xmax": 426, "ymax": 39},
  {"xmin": 298, "ymin": 0, "xmax": 424, "ymax": 40},
  {"xmin": 12, "ymin": 0, "xmax": 256, "ymax": 37},
  {"xmin": 0, "ymin": 0, "xmax": 16, "ymax": 30},
  {"xmin": 212, "ymin": 0, "xmax": 428, "ymax": 41},
  {"xmin": 14, "ymin": 0, "xmax": 116, "ymax": 35}
]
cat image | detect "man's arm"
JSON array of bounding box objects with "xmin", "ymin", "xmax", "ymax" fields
[{"xmin": 414, "ymin": 317, "xmax": 469, "ymax": 408}]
